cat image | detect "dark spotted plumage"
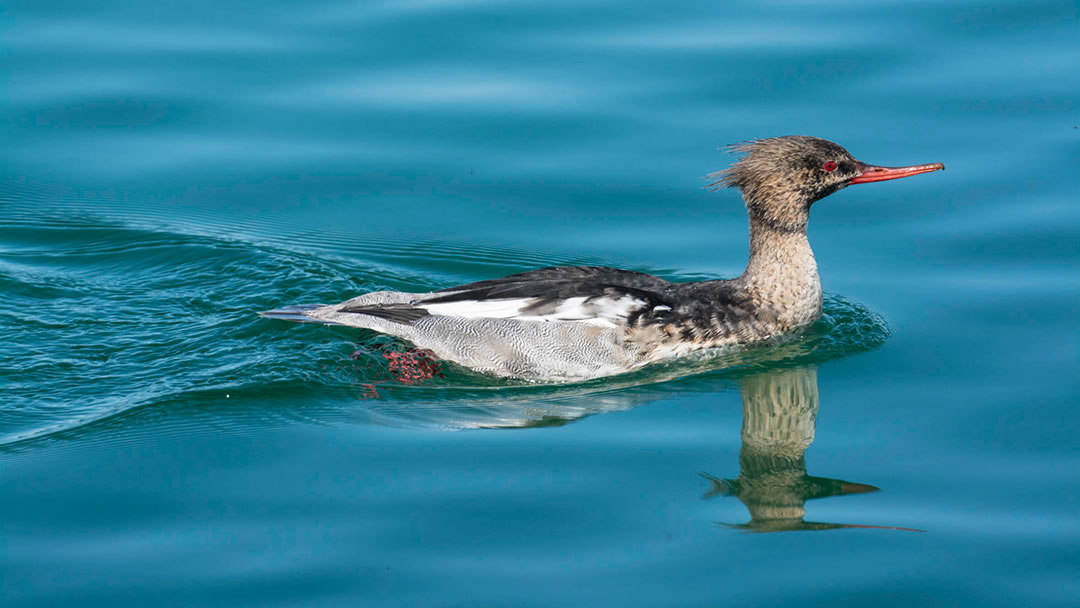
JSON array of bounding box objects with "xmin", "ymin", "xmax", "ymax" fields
[
  {"xmin": 353, "ymin": 265, "xmax": 761, "ymax": 344},
  {"xmin": 261, "ymin": 136, "xmax": 944, "ymax": 380}
]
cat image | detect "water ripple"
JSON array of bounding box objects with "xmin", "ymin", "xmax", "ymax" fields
[{"xmin": 0, "ymin": 198, "xmax": 889, "ymax": 447}]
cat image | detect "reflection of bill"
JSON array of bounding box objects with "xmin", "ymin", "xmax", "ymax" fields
[{"xmin": 701, "ymin": 367, "xmax": 923, "ymax": 533}]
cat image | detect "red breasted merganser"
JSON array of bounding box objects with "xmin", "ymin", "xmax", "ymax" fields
[{"xmin": 262, "ymin": 136, "xmax": 943, "ymax": 380}]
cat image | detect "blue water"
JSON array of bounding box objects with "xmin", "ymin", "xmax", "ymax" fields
[{"xmin": 3, "ymin": 1, "xmax": 1079, "ymax": 605}]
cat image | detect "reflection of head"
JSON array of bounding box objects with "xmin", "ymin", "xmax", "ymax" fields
[{"xmin": 702, "ymin": 366, "xmax": 879, "ymax": 533}]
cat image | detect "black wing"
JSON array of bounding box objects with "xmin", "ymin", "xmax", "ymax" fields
[
  {"xmin": 339, "ymin": 266, "xmax": 678, "ymax": 326},
  {"xmin": 427, "ymin": 265, "xmax": 673, "ymax": 305}
]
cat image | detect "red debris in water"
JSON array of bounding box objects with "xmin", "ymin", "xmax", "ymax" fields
[
  {"xmin": 357, "ymin": 383, "xmax": 380, "ymax": 399},
  {"xmin": 382, "ymin": 348, "xmax": 444, "ymax": 384}
]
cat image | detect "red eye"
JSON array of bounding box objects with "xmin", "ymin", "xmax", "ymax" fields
[{"xmin": 823, "ymin": 161, "xmax": 837, "ymax": 172}]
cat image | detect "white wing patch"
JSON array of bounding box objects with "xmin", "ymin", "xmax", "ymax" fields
[{"xmin": 420, "ymin": 294, "xmax": 646, "ymax": 327}]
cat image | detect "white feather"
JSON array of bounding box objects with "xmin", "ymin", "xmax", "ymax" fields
[
  {"xmin": 420, "ymin": 298, "xmax": 535, "ymax": 319},
  {"xmin": 420, "ymin": 295, "xmax": 645, "ymax": 327}
]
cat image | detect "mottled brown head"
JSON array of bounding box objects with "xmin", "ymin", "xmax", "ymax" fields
[{"xmin": 710, "ymin": 135, "xmax": 944, "ymax": 233}]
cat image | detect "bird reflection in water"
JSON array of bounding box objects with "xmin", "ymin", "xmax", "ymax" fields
[{"xmin": 700, "ymin": 366, "xmax": 923, "ymax": 533}]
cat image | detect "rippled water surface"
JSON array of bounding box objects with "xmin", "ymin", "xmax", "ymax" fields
[{"xmin": 2, "ymin": 1, "xmax": 1079, "ymax": 606}]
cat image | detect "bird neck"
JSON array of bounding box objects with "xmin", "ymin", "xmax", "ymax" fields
[{"xmin": 737, "ymin": 218, "xmax": 822, "ymax": 327}]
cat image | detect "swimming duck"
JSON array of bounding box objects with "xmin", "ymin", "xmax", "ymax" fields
[{"xmin": 262, "ymin": 136, "xmax": 943, "ymax": 380}]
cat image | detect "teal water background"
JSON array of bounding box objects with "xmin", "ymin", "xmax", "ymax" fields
[{"xmin": 2, "ymin": 1, "xmax": 1079, "ymax": 605}]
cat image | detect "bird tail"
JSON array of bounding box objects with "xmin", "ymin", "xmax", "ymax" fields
[{"xmin": 258, "ymin": 304, "xmax": 343, "ymax": 325}]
